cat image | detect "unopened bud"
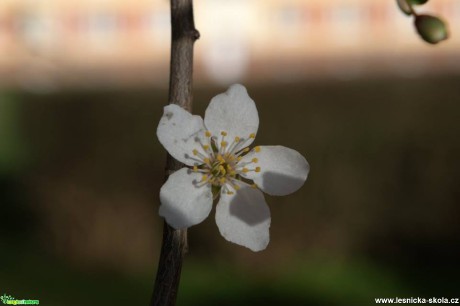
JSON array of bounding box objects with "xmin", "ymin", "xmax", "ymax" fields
[
  {"xmin": 396, "ymin": 0, "xmax": 412, "ymax": 15},
  {"xmin": 414, "ymin": 15, "xmax": 449, "ymax": 44},
  {"xmin": 396, "ymin": 0, "xmax": 430, "ymax": 16},
  {"xmin": 409, "ymin": 0, "xmax": 429, "ymax": 5}
]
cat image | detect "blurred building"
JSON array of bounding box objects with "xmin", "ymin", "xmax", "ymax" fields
[{"xmin": 0, "ymin": 0, "xmax": 459, "ymax": 89}]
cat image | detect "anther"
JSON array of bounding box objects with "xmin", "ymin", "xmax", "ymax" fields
[
  {"xmin": 205, "ymin": 131, "xmax": 211, "ymax": 137},
  {"xmin": 217, "ymin": 155, "xmax": 225, "ymax": 163},
  {"xmin": 201, "ymin": 175, "xmax": 208, "ymax": 182},
  {"xmin": 192, "ymin": 149, "xmax": 199, "ymax": 156},
  {"xmin": 234, "ymin": 136, "xmax": 241, "ymax": 142},
  {"xmin": 203, "ymin": 158, "xmax": 210, "ymax": 164},
  {"xmin": 249, "ymin": 133, "xmax": 256, "ymax": 139},
  {"xmin": 252, "ymin": 158, "xmax": 258, "ymax": 163},
  {"xmin": 242, "ymin": 168, "xmax": 249, "ymax": 173},
  {"xmin": 203, "ymin": 145, "xmax": 209, "ymax": 150},
  {"xmin": 254, "ymin": 146, "xmax": 261, "ymax": 153},
  {"xmin": 221, "ymin": 141, "xmax": 228, "ymax": 148},
  {"xmin": 219, "ymin": 177, "xmax": 226, "ymax": 184},
  {"xmin": 193, "ymin": 165, "xmax": 198, "ymax": 172},
  {"xmin": 227, "ymin": 191, "xmax": 234, "ymax": 195},
  {"xmin": 255, "ymin": 167, "xmax": 261, "ymax": 173},
  {"xmin": 221, "ymin": 131, "xmax": 227, "ymax": 136}
]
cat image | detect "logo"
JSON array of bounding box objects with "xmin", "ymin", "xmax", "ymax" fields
[{"xmin": 0, "ymin": 294, "xmax": 39, "ymax": 305}]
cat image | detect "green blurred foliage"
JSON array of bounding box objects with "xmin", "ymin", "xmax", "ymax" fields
[
  {"xmin": 0, "ymin": 94, "xmax": 29, "ymax": 174},
  {"xmin": 1, "ymin": 77, "xmax": 460, "ymax": 305}
]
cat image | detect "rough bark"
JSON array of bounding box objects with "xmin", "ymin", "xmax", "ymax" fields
[{"xmin": 150, "ymin": 0, "xmax": 199, "ymax": 305}]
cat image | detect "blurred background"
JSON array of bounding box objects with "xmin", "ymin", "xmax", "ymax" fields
[{"xmin": 1, "ymin": 0, "xmax": 459, "ymax": 305}]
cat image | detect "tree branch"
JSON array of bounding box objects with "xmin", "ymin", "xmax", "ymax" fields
[{"xmin": 150, "ymin": 0, "xmax": 199, "ymax": 305}]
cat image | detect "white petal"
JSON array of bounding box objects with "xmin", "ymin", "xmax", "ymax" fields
[
  {"xmin": 157, "ymin": 104, "xmax": 208, "ymax": 166},
  {"xmin": 204, "ymin": 84, "xmax": 259, "ymax": 148},
  {"xmin": 241, "ymin": 145, "xmax": 309, "ymax": 196},
  {"xmin": 159, "ymin": 168, "xmax": 213, "ymax": 229},
  {"xmin": 215, "ymin": 183, "xmax": 270, "ymax": 252}
]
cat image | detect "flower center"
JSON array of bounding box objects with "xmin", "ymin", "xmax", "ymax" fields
[{"xmin": 191, "ymin": 130, "xmax": 261, "ymax": 195}]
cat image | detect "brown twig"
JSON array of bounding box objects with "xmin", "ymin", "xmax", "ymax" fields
[{"xmin": 150, "ymin": 0, "xmax": 199, "ymax": 305}]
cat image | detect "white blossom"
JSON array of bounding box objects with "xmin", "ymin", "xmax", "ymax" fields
[{"xmin": 156, "ymin": 84, "xmax": 309, "ymax": 251}]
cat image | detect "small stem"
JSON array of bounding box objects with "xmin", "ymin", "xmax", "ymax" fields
[
  {"xmin": 150, "ymin": 0, "xmax": 199, "ymax": 305},
  {"xmin": 406, "ymin": 0, "xmax": 418, "ymax": 17}
]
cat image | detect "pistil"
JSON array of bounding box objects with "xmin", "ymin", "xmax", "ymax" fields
[{"xmin": 191, "ymin": 130, "xmax": 262, "ymax": 191}]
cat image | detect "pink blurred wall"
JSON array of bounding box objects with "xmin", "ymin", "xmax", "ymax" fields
[{"xmin": 0, "ymin": 0, "xmax": 458, "ymax": 89}]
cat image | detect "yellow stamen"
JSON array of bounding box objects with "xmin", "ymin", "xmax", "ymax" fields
[
  {"xmin": 229, "ymin": 171, "xmax": 236, "ymax": 176},
  {"xmin": 234, "ymin": 136, "xmax": 240, "ymax": 142},
  {"xmin": 255, "ymin": 167, "xmax": 261, "ymax": 173},
  {"xmin": 192, "ymin": 149, "xmax": 199, "ymax": 156},
  {"xmin": 219, "ymin": 165, "xmax": 227, "ymax": 175},
  {"xmin": 249, "ymin": 133, "xmax": 256, "ymax": 139},
  {"xmin": 205, "ymin": 131, "xmax": 211, "ymax": 137},
  {"xmin": 203, "ymin": 145, "xmax": 209, "ymax": 150},
  {"xmin": 252, "ymin": 158, "xmax": 258, "ymax": 163},
  {"xmin": 243, "ymin": 148, "xmax": 250, "ymax": 153},
  {"xmin": 254, "ymin": 146, "xmax": 261, "ymax": 153},
  {"xmin": 227, "ymin": 191, "xmax": 234, "ymax": 195},
  {"xmin": 221, "ymin": 131, "xmax": 227, "ymax": 136},
  {"xmin": 219, "ymin": 177, "xmax": 226, "ymax": 184},
  {"xmin": 201, "ymin": 175, "xmax": 208, "ymax": 182},
  {"xmin": 234, "ymin": 184, "xmax": 240, "ymax": 190},
  {"xmin": 203, "ymin": 158, "xmax": 210, "ymax": 164},
  {"xmin": 193, "ymin": 165, "xmax": 198, "ymax": 172},
  {"xmin": 251, "ymin": 183, "xmax": 258, "ymax": 189},
  {"xmin": 237, "ymin": 156, "xmax": 242, "ymax": 161},
  {"xmin": 221, "ymin": 141, "xmax": 228, "ymax": 148},
  {"xmin": 217, "ymin": 155, "xmax": 225, "ymax": 163},
  {"xmin": 242, "ymin": 168, "xmax": 249, "ymax": 173}
]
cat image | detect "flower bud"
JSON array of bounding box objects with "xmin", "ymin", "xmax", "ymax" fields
[
  {"xmin": 409, "ymin": 0, "xmax": 429, "ymax": 5},
  {"xmin": 396, "ymin": 0, "xmax": 412, "ymax": 15},
  {"xmin": 414, "ymin": 15, "xmax": 449, "ymax": 44}
]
